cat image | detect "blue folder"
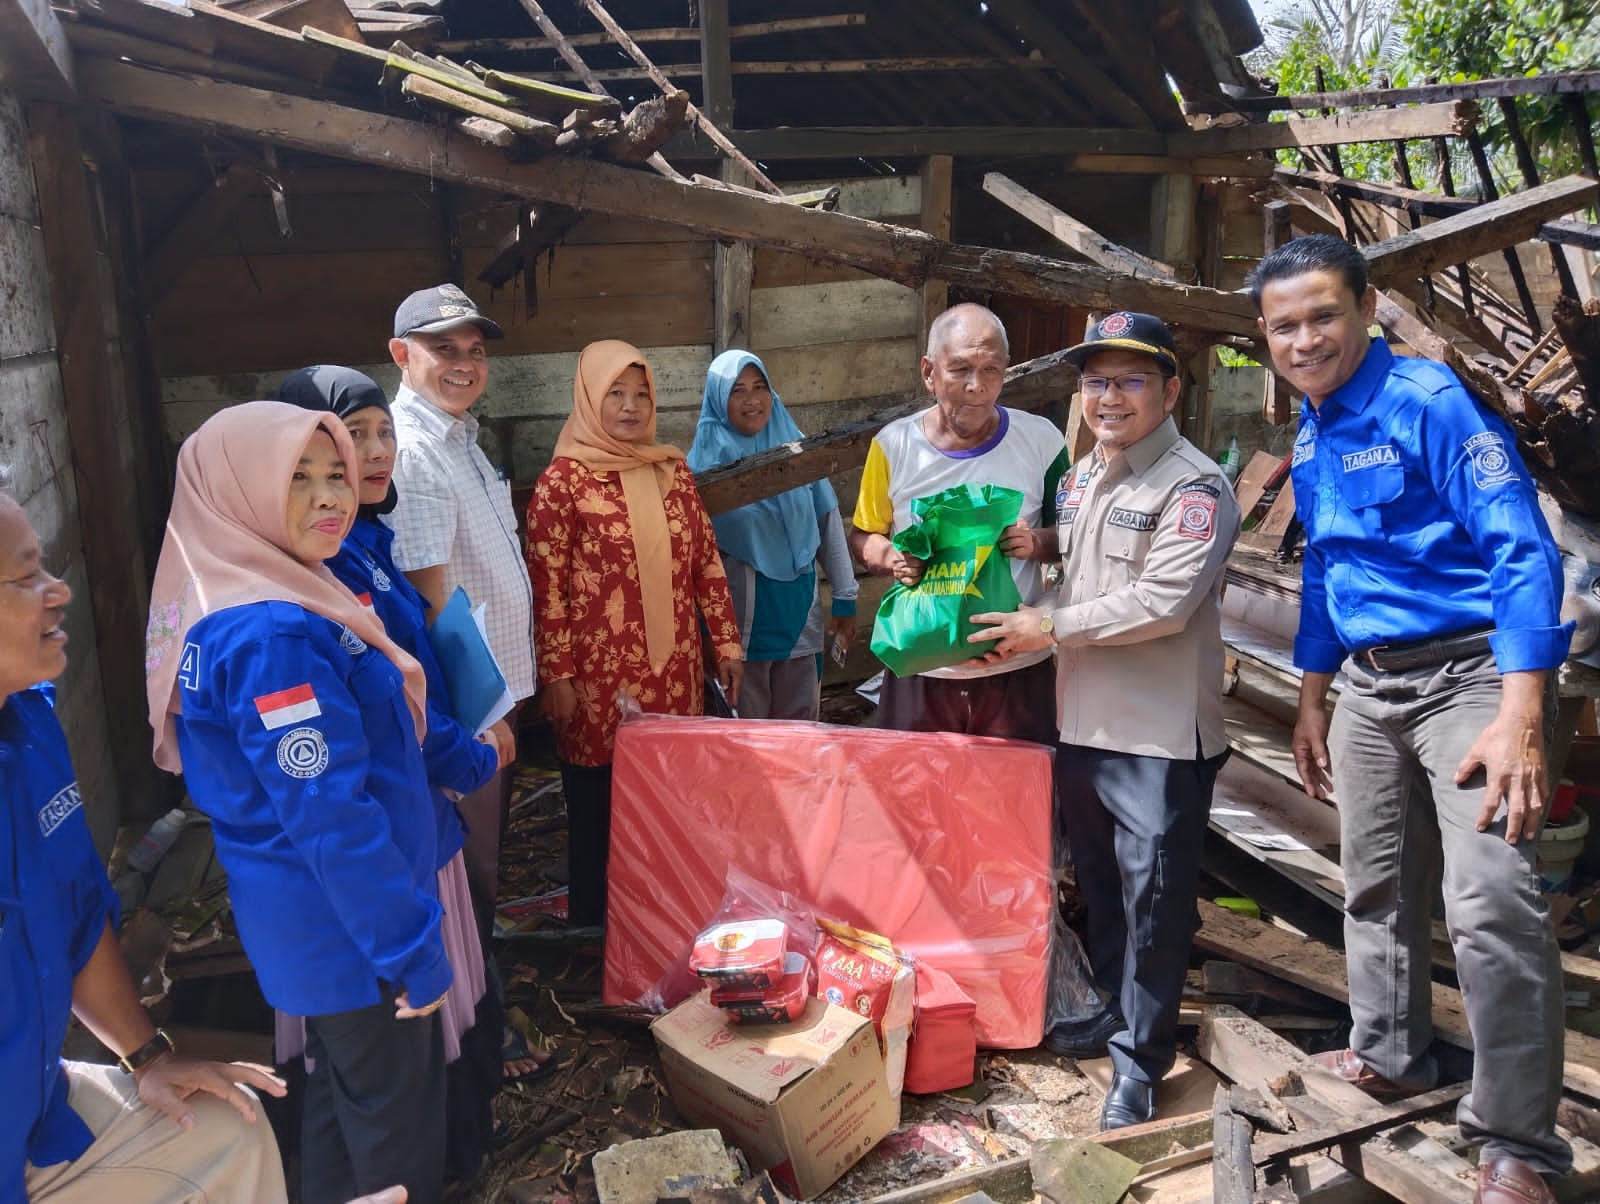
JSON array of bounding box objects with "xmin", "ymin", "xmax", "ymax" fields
[{"xmin": 428, "ymin": 586, "xmax": 514, "ymax": 737}]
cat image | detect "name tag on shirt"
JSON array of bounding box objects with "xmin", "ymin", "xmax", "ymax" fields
[
  {"xmin": 1341, "ymin": 444, "xmax": 1400, "ymax": 472},
  {"xmin": 1107, "ymin": 507, "xmax": 1158, "ymax": 531}
]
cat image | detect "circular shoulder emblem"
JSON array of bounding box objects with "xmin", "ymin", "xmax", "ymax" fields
[
  {"xmin": 277, "ymin": 727, "xmax": 330, "ymax": 779},
  {"xmin": 339, "ymin": 626, "xmax": 367, "ymax": 655},
  {"xmin": 1098, "ymin": 312, "xmax": 1134, "ymax": 337}
]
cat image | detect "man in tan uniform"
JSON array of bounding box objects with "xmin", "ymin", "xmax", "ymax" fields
[{"xmin": 971, "ymin": 312, "xmax": 1239, "ymax": 1130}]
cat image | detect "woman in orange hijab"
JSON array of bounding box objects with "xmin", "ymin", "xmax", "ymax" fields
[{"xmin": 527, "ymin": 341, "xmax": 743, "ymax": 929}]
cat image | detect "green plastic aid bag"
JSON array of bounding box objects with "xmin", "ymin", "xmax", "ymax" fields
[{"xmin": 869, "ymin": 483, "xmax": 1025, "ymax": 677}]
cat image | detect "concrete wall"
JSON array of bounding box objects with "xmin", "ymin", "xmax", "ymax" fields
[{"xmin": 0, "ymin": 89, "xmax": 120, "ymax": 853}]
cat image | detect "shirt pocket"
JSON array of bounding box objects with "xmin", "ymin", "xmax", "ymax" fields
[
  {"xmin": 1342, "ymin": 463, "xmax": 1405, "ymax": 535},
  {"xmin": 1097, "ymin": 536, "xmax": 1149, "ymax": 595}
]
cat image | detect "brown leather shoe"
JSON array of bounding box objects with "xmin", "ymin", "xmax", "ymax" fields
[
  {"xmin": 1309, "ymin": 1048, "xmax": 1412, "ymax": 1100},
  {"xmin": 1476, "ymin": 1154, "xmax": 1557, "ymax": 1203}
]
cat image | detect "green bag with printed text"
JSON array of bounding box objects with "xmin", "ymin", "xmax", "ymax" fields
[{"xmin": 869, "ymin": 483, "xmax": 1024, "ymax": 677}]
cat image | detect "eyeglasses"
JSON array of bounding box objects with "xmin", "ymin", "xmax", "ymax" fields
[{"xmin": 1080, "ymin": 373, "xmax": 1163, "ymax": 397}]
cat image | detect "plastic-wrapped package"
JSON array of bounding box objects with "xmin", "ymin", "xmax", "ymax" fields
[
  {"xmin": 604, "ymin": 714, "xmax": 1054, "ymax": 1048},
  {"xmin": 815, "ymin": 919, "xmax": 915, "ymax": 1102}
]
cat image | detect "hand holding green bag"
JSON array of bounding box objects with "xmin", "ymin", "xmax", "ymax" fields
[{"xmin": 869, "ymin": 483, "xmax": 1025, "ymax": 677}]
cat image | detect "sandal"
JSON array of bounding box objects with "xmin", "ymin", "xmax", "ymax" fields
[{"xmin": 502, "ymin": 1026, "xmax": 560, "ymax": 1088}]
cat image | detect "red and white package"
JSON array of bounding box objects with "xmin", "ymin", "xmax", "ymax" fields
[
  {"xmin": 814, "ymin": 920, "xmax": 915, "ymax": 1099},
  {"xmin": 709, "ymin": 952, "xmax": 815, "ymax": 1024},
  {"xmin": 689, "ymin": 917, "xmax": 788, "ymax": 989}
]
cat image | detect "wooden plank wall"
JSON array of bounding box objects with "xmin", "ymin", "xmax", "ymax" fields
[
  {"xmin": 151, "ymin": 166, "xmax": 929, "ymax": 516},
  {"xmin": 0, "ymin": 89, "xmax": 122, "ymax": 852}
]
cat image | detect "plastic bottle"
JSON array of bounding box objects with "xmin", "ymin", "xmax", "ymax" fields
[
  {"xmin": 1218, "ymin": 436, "xmax": 1242, "ymax": 485},
  {"xmin": 126, "ymin": 807, "xmax": 189, "ymax": 874}
]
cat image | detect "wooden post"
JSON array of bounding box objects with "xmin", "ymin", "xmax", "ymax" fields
[
  {"xmin": 24, "ymin": 103, "xmax": 169, "ymax": 821},
  {"xmin": 919, "ymin": 154, "xmax": 953, "ymax": 368},
  {"xmin": 1496, "ymin": 95, "xmax": 1580, "ymax": 296},
  {"xmin": 712, "ymin": 158, "xmax": 753, "ymax": 354},
  {"xmin": 1212, "ymin": 1085, "xmax": 1256, "ymax": 1203},
  {"xmin": 1464, "ymin": 125, "xmax": 1543, "ymax": 334},
  {"xmin": 697, "ymin": 0, "xmax": 733, "ymax": 129}
]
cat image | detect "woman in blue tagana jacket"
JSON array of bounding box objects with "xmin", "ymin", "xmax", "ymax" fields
[{"xmin": 145, "ymin": 402, "xmax": 450, "ymax": 1204}]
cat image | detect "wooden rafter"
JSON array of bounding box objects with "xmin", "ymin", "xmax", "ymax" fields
[
  {"xmin": 982, "ymin": 0, "xmax": 1157, "ymax": 130},
  {"xmin": 436, "ymin": 14, "xmax": 868, "ymax": 56},
  {"xmin": 1362, "ymin": 175, "xmax": 1598, "ymax": 289},
  {"xmin": 74, "ymin": 57, "xmax": 1263, "ymax": 338},
  {"xmin": 982, "ymin": 172, "xmax": 1177, "ymax": 280},
  {"xmin": 0, "ymin": 0, "xmax": 76, "ymax": 99},
  {"xmin": 1193, "ymin": 67, "xmax": 1600, "ymax": 114},
  {"xmin": 1167, "ymin": 100, "xmax": 1478, "ymax": 154},
  {"xmin": 141, "ymin": 162, "xmax": 259, "ymax": 300}
]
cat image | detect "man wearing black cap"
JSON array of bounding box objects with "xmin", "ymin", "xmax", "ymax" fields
[
  {"xmin": 385, "ymin": 285, "xmax": 535, "ymax": 945},
  {"xmin": 972, "ymin": 312, "xmax": 1239, "ymax": 1130}
]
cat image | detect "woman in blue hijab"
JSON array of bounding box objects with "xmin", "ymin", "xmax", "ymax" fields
[{"xmin": 687, "ymin": 350, "xmax": 858, "ymax": 719}]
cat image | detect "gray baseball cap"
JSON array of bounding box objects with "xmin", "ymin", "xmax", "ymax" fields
[{"xmin": 392, "ymin": 283, "xmax": 505, "ymax": 340}]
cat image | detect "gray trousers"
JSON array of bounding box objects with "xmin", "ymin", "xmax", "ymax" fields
[
  {"xmin": 738, "ymin": 656, "xmax": 822, "ymax": 721},
  {"xmin": 1057, "ymin": 743, "xmax": 1223, "ymax": 1086},
  {"xmin": 1331, "ymin": 651, "xmax": 1570, "ymax": 1173}
]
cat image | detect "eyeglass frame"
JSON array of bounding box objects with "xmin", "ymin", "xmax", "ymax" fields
[{"xmin": 1078, "ymin": 371, "xmax": 1174, "ymax": 398}]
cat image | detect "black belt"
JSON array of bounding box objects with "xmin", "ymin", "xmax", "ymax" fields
[{"xmin": 1356, "ymin": 626, "xmax": 1495, "ymax": 673}]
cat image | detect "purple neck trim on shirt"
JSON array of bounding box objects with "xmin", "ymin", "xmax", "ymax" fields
[{"xmin": 936, "ymin": 407, "xmax": 1010, "ymax": 460}]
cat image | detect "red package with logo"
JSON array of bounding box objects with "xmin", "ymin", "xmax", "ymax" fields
[
  {"xmin": 690, "ymin": 917, "xmax": 788, "ymax": 990},
  {"xmin": 710, "ymin": 952, "xmax": 815, "ymax": 1023}
]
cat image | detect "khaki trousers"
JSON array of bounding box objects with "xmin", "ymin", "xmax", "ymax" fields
[{"xmin": 25, "ymin": 1061, "xmax": 286, "ymax": 1203}]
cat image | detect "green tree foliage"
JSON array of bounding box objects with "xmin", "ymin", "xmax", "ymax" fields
[
  {"xmin": 1393, "ymin": 0, "xmax": 1600, "ymax": 183},
  {"xmin": 1248, "ymin": 0, "xmax": 1600, "ymax": 189}
]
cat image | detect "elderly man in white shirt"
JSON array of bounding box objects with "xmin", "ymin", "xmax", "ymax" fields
[{"xmin": 384, "ymin": 285, "xmax": 536, "ymax": 946}]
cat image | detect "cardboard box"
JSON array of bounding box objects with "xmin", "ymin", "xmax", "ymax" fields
[{"xmin": 651, "ymin": 992, "xmax": 899, "ymax": 1199}]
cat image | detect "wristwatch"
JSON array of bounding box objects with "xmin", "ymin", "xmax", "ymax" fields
[
  {"xmin": 119, "ymin": 1029, "xmax": 176, "ymax": 1075},
  {"xmin": 1038, "ymin": 612, "xmax": 1056, "ymax": 637}
]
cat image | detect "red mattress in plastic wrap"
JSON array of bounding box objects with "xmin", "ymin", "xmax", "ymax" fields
[{"xmin": 602, "ymin": 715, "xmax": 1054, "ymax": 1048}]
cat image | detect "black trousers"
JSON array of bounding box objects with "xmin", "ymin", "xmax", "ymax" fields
[
  {"xmin": 561, "ymin": 760, "xmax": 615, "ymax": 928},
  {"xmin": 301, "ymin": 986, "xmax": 446, "ymax": 1204},
  {"xmin": 1056, "ymin": 742, "xmax": 1224, "ymax": 1086},
  {"xmin": 878, "ymin": 656, "xmax": 1058, "ymax": 745}
]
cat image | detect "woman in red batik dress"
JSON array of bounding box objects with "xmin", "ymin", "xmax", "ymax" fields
[{"xmin": 527, "ymin": 340, "xmax": 743, "ymax": 930}]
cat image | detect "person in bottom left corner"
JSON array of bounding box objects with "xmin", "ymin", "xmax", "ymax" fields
[
  {"xmin": 144, "ymin": 402, "xmax": 452, "ymax": 1204},
  {"xmin": 1, "ymin": 488, "xmax": 289, "ymax": 1204}
]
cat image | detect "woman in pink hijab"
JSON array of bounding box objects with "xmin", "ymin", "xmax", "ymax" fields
[{"xmin": 145, "ymin": 402, "xmax": 449, "ymax": 1204}]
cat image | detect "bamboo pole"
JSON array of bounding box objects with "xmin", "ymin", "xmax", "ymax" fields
[{"xmin": 574, "ymin": 0, "xmax": 783, "ymax": 196}]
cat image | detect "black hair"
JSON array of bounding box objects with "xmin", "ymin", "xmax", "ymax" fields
[{"xmin": 1244, "ymin": 234, "xmax": 1368, "ymax": 311}]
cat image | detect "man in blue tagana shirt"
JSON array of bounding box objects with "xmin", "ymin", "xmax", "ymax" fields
[
  {"xmin": 1249, "ymin": 235, "xmax": 1571, "ymax": 1204},
  {"xmin": 0, "ymin": 490, "xmax": 288, "ymax": 1204}
]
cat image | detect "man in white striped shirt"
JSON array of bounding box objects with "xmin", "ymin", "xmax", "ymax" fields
[{"xmin": 384, "ymin": 284, "xmax": 536, "ymax": 942}]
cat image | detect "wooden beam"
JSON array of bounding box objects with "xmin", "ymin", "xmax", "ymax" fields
[
  {"xmin": 1193, "ymin": 68, "xmax": 1600, "ymax": 115},
  {"xmin": 919, "ymin": 154, "xmax": 953, "ymax": 361},
  {"xmin": 141, "ymin": 163, "xmax": 259, "ymax": 301},
  {"xmin": 697, "ymin": 0, "xmax": 732, "ymax": 129},
  {"xmin": 1278, "ymin": 166, "xmax": 1600, "ymax": 251},
  {"xmin": 0, "ymin": 0, "xmax": 75, "ymax": 99},
  {"xmin": 1193, "ymin": 899, "xmax": 1600, "ymax": 1100},
  {"xmin": 1198, "ymin": 1007, "xmax": 1482, "ymax": 1204},
  {"xmin": 75, "ymin": 58, "xmax": 1264, "ymax": 342},
  {"xmin": 1064, "ymin": 152, "xmax": 1275, "ymax": 177},
  {"xmin": 1168, "ymin": 100, "xmax": 1479, "ymax": 155},
  {"xmin": 695, "ymin": 350, "xmax": 1078, "ymax": 515},
  {"xmin": 1362, "ymin": 175, "xmax": 1599, "ymax": 286},
  {"xmin": 711, "ymin": 158, "xmax": 752, "ymax": 354},
  {"xmin": 437, "ymin": 14, "xmax": 867, "ymax": 55},
  {"xmin": 666, "ymin": 124, "xmax": 1170, "ymax": 161},
  {"xmin": 25, "ymin": 103, "xmax": 166, "ymax": 824},
  {"xmin": 574, "ymin": 0, "xmax": 781, "ymax": 195},
  {"xmin": 1253, "ymin": 1084, "xmax": 1471, "ymax": 1165},
  {"xmin": 983, "ymin": 171, "xmax": 1177, "ymax": 279},
  {"xmin": 1212, "ymin": 1085, "xmax": 1256, "ymax": 1203}
]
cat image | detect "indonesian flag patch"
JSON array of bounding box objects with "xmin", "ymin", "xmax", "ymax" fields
[
  {"xmin": 254, "ymin": 683, "xmax": 322, "ymax": 730},
  {"xmin": 1176, "ymin": 490, "xmax": 1217, "ymax": 541}
]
